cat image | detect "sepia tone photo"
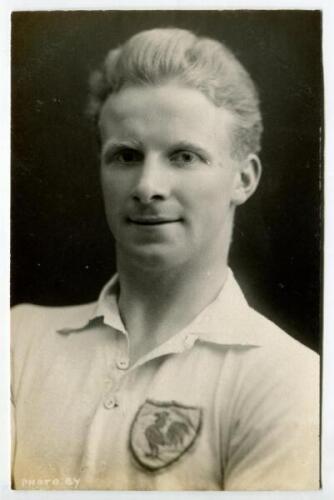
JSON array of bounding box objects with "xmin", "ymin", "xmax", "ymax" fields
[{"xmin": 10, "ymin": 10, "xmax": 323, "ymax": 491}]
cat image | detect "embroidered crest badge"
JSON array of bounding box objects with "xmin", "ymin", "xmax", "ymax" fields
[{"xmin": 130, "ymin": 399, "xmax": 202, "ymax": 470}]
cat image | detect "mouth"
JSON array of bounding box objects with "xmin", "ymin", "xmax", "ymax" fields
[{"xmin": 127, "ymin": 216, "xmax": 182, "ymax": 226}]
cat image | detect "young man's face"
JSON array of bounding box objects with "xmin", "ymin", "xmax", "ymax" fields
[{"xmin": 99, "ymin": 83, "xmax": 249, "ymax": 270}]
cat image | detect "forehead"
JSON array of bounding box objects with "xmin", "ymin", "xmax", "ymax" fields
[{"xmin": 98, "ymin": 83, "xmax": 236, "ymax": 151}]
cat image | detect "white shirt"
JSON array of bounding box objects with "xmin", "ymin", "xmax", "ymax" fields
[{"xmin": 11, "ymin": 269, "xmax": 319, "ymax": 490}]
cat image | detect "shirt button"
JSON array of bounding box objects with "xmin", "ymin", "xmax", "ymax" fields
[
  {"xmin": 116, "ymin": 358, "xmax": 129, "ymax": 370},
  {"xmin": 103, "ymin": 394, "xmax": 118, "ymax": 409}
]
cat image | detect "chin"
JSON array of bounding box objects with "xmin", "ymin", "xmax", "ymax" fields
[{"xmin": 118, "ymin": 242, "xmax": 187, "ymax": 271}]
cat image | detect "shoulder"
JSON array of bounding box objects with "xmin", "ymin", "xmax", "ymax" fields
[
  {"xmin": 222, "ymin": 269, "xmax": 318, "ymax": 365},
  {"xmin": 11, "ymin": 301, "xmax": 96, "ymax": 355},
  {"xmin": 223, "ymin": 269, "xmax": 319, "ymax": 379},
  {"xmin": 11, "ymin": 301, "xmax": 96, "ymax": 321},
  {"xmin": 221, "ymin": 304, "xmax": 320, "ymax": 490},
  {"xmin": 246, "ymin": 305, "xmax": 319, "ymax": 367},
  {"xmin": 11, "ymin": 301, "xmax": 98, "ymax": 397},
  {"xmin": 11, "ymin": 301, "xmax": 96, "ymax": 326},
  {"xmin": 235, "ymin": 305, "xmax": 320, "ymax": 413},
  {"xmin": 11, "ymin": 301, "xmax": 96, "ymax": 327},
  {"xmin": 215, "ymin": 272, "xmax": 320, "ymax": 408}
]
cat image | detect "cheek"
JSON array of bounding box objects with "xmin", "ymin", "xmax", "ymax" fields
[
  {"xmin": 179, "ymin": 171, "xmax": 233, "ymax": 210},
  {"xmin": 101, "ymin": 181, "xmax": 121, "ymax": 223},
  {"xmin": 101, "ymin": 170, "xmax": 125, "ymax": 202}
]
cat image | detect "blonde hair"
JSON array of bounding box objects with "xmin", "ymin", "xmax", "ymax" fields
[{"xmin": 87, "ymin": 28, "xmax": 263, "ymax": 159}]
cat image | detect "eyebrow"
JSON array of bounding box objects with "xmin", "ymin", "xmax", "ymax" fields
[{"xmin": 101, "ymin": 139, "xmax": 144, "ymax": 157}]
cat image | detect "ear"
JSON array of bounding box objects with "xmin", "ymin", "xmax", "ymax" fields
[{"xmin": 231, "ymin": 153, "xmax": 262, "ymax": 206}]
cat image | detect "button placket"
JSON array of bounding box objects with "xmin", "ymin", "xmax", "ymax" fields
[
  {"xmin": 115, "ymin": 332, "xmax": 130, "ymax": 371},
  {"xmin": 102, "ymin": 328, "xmax": 130, "ymax": 410},
  {"xmin": 103, "ymin": 369, "xmax": 123, "ymax": 410},
  {"xmin": 103, "ymin": 363, "xmax": 127, "ymax": 412}
]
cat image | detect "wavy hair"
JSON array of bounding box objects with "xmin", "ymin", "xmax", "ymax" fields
[{"xmin": 87, "ymin": 28, "xmax": 263, "ymax": 159}]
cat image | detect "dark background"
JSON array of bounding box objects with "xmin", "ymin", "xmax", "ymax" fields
[{"xmin": 11, "ymin": 10, "xmax": 323, "ymax": 352}]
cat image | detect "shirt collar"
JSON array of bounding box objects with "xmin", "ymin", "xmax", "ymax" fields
[
  {"xmin": 58, "ymin": 268, "xmax": 263, "ymax": 347},
  {"xmin": 179, "ymin": 268, "xmax": 262, "ymax": 346}
]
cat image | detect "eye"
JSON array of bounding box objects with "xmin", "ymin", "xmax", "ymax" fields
[
  {"xmin": 103, "ymin": 147, "xmax": 143, "ymax": 166},
  {"xmin": 169, "ymin": 150, "xmax": 202, "ymax": 167}
]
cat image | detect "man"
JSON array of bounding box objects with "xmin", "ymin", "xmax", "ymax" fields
[{"xmin": 11, "ymin": 27, "xmax": 319, "ymax": 491}]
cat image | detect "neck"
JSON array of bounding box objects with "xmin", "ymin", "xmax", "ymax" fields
[{"xmin": 116, "ymin": 249, "xmax": 229, "ymax": 364}]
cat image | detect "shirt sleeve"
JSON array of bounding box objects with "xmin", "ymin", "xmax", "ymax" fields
[
  {"xmin": 11, "ymin": 304, "xmax": 30, "ymax": 403},
  {"xmin": 223, "ymin": 345, "xmax": 320, "ymax": 491},
  {"xmin": 10, "ymin": 303, "xmax": 36, "ymax": 476},
  {"xmin": 10, "ymin": 305, "xmax": 21, "ymax": 482},
  {"xmin": 11, "ymin": 395, "xmax": 16, "ymax": 474}
]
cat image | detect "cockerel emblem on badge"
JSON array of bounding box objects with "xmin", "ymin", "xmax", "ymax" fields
[{"xmin": 130, "ymin": 399, "xmax": 202, "ymax": 470}]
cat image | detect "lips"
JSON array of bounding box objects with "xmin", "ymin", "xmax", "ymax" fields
[{"xmin": 127, "ymin": 215, "xmax": 181, "ymax": 225}]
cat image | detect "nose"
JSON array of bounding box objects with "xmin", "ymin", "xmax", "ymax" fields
[{"xmin": 131, "ymin": 154, "xmax": 169, "ymax": 204}]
